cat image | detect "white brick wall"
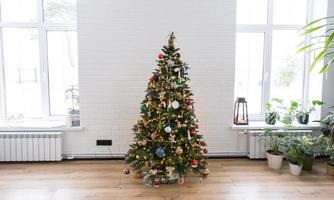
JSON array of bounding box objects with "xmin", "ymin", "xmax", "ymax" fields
[{"xmin": 62, "ymin": 0, "xmax": 248, "ymax": 157}]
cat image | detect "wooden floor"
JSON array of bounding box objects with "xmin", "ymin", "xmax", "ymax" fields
[{"xmin": 0, "ymin": 159, "xmax": 334, "ymax": 200}]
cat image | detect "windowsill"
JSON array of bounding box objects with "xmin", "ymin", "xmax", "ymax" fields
[
  {"xmin": 0, "ymin": 119, "xmax": 84, "ymax": 132},
  {"xmin": 231, "ymin": 121, "xmax": 322, "ymax": 130}
]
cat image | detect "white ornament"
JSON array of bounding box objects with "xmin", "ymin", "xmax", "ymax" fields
[
  {"xmin": 167, "ymin": 60, "xmax": 174, "ymax": 66},
  {"xmin": 171, "ymin": 100, "xmax": 180, "ymax": 109},
  {"xmin": 164, "ymin": 126, "xmax": 172, "ymax": 133},
  {"xmin": 174, "ymin": 67, "xmax": 180, "ymax": 72}
]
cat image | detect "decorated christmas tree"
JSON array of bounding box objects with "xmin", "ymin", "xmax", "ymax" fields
[{"xmin": 124, "ymin": 32, "xmax": 209, "ymax": 186}]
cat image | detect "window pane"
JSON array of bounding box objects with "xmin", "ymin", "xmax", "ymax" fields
[
  {"xmin": 235, "ymin": 33, "xmax": 265, "ymax": 115},
  {"xmin": 0, "ymin": 0, "xmax": 37, "ymax": 22},
  {"xmin": 270, "ymin": 31, "xmax": 304, "ymax": 101},
  {"xmin": 43, "ymin": 0, "xmax": 77, "ymax": 23},
  {"xmin": 2, "ymin": 28, "xmax": 42, "ymax": 118},
  {"xmin": 273, "ymin": 0, "xmax": 307, "ymax": 25},
  {"xmin": 48, "ymin": 31, "xmax": 78, "ymax": 115},
  {"xmin": 237, "ymin": 0, "xmax": 267, "ymax": 24}
]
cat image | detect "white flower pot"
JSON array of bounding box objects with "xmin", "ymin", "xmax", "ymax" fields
[
  {"xmin": 266, "ymin": 151, "xmax": 284, "ymax": 170},
  {"xmin": 289, "ymin": 162, "xmax": 302, "ymax": 176}
]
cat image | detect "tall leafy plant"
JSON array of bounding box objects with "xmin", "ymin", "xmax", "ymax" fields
[{"xmin": 298, "ymin": 16, "xmax": 334, "ymax": 73}]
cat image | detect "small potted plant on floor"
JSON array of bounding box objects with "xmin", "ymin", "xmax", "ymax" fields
[
  {"xmin": 265, "ymin": 102, "xmax": 280, "ymax": 125},
  {"xmin": 260, "ymin": 128, "xmax": 285, "ymax": 169},
  {"xmin": 286, "ymin": 148, "xmax": 304, "ymax": 176},
  {"xmin": 320, "ymin": 111, "xmax": 334, "ymax": 175},
  {"xmin": 295, "ymin": 100, "xmax": 323, "ymax": 125},
  {"xmin": 298, "ymin": 135, "xmax": 326, "ymax": 171}
]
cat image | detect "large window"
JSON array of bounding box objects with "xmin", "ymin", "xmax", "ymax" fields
[
  {"xmin": 235, "ymin": 0, "xmax": 327, "ymax": 117},
  {"xmin": 0, "ymin": 0, "xmax": 77, "ymax": 120}
]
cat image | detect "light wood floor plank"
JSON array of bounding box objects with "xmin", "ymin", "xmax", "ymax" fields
[{"xmin": 0, "ymin": 159, "xmax": 333, "ymax": 200}]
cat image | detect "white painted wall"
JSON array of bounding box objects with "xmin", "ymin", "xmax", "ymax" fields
[
  {"xmin": 62, "ymin": 0, "xmax": 247, "ymax": 157},
  {"xmin": 322, "ymin": 0, "xmax": 334, "ymax": 116}
]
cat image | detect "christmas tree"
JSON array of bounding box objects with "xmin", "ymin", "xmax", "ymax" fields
[{"xmin": 125, "ymin": 33, "xmax": 209, "ymax": 186}]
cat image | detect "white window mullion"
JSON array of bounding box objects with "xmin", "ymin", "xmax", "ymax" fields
[
  {"xmin": 261, "ymin": 0, "xmax": 274, "ymax": 114},
  {"xmin": 302, "ymin": 0, "xmax": 314, "ymax": 103},
  {"xmin": 37, "ymin": 0, "xmax": 51, "ymax": 118}
]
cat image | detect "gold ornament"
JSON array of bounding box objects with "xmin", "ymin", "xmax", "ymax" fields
[
  {"xmin": 151, "ymin": 132, "xmax": 157, "ymax": 140},
  {"xmin": 176, "ymin": 146, "xmax": 183, "ymax": 154}
]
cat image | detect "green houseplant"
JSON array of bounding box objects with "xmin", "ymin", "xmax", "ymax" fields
[
  {"xmin": 260, "ymin": 128, "xmax": 285, "ymax": 170},
  {"xmin": 320, "ymin": 110, "xmax": 334, "ymax": 175},
  {"xmin": 298, "ymin": 135, "xmax": 326, "ymax": 171},
  {"xmin": 286, "ymin": 148, "xmax": 304, "ymax": 176},
  {"xmin": 272, "ymin": 99, "xmax": 298, "ymax": 126},
  {"xmin": 265, "ymin": 102, "xmax": 280, "ymax": 125},
  {"xmin": 295, "ymin": 100, "xmax": 323, "ymax": 124},
  {"xmin": 298, "ymin": 16, "xmax": 334, "ymax": 73},
  {"xmin": 281, "ymin": 134, "xmax": 327, "ymax": 171}
]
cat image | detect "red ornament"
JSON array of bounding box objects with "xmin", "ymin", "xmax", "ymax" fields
[
  {"xmin": 158, "ymin": 53, "xmax": 164, "ymax": 59},
  {"xmin": 191, "ymin": 128, "xmax": 196, "ymax": 136},
  {"xmin": 153, "ymin": 181, "xmax": 160, "ymax": 187},
  {"xmin": 178, "ymin": 177, "xmax": 185, "ymax": 184},
  {"xmin": 191, "ymin": 160, "xmax": 198, "ymax": 168},
  {"xmin": 175, "ymin": 53, "xmax": 181, "ymax": 58},
  {"xmin": 149, "ymin": 75, "xmax": 156, "ymax": 81},
  {"xmin": 203, "ymin": 148, "xmax": 208, "ymax": 154},
  {"xmin": 201, "ymin": 168, "xmax": 210, "ymax": 175}
]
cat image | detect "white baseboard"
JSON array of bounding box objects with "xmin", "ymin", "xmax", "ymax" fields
[{"xmin": 62, "ymin": 151, "xmax": 249, "ymax": 160}]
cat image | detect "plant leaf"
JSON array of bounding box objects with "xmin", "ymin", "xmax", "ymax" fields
[
  {"xmin": 308, "ymin": 49, "xmax": 327, "ymax": 73},
  {"xmin": 325, "ymin": 31, "xmax": 334, "ymax": 48},
  {"xmin": 319, "ymin": 64, "xmax": 329, "ymax": 73},
  {"xmin": 302, "ymin": 25, "xmax": 326, "ymax": 35},
  {"xmin": 297, "ymin": 44, "xmax": 315, "ymax": 54}
]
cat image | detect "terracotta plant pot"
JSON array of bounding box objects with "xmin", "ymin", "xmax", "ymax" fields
[
  {"xmin": 289, "ymin": 162, "xmax": 302, "ymax": 176},
  {"xmin": 266, "ymin": 150, "xmax": 284, "ymax": 170},
  {"xmin": 327, "ymin": 163, "xmax": 334, "ymax": 176}
]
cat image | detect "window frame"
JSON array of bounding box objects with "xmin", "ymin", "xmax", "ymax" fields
[
  {"xmin": 236, "ymin": 0, "xmax": 318, "ymax": 120},
  {"xmin": 0, "ymin": 0, "xmax": 76, "ymax": 120}
]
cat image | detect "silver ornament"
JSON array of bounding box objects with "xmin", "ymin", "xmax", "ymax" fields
[
  {"xmin": 164, "ymin": 126, "xmax": 172, "ymax": 133},
  {"xmin": 171, "ymin": 100, "xmax": 180, "ymax": 109}
]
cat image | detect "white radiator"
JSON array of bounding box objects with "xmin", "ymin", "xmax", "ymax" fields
[
  {"xmin": 247, "ymin": 130, "xmax": 314, "ymax": 159},
  {"xmin": 0, "ymin": 132, "xmax": 62, "ymax": 162}
]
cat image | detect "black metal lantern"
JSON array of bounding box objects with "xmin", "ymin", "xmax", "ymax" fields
[{"xmin": 233, "ymin": 97, "xmax": 249, "ymax": 125}]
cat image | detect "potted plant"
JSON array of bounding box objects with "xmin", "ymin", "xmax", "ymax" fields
[
  {"xmin": 65, "ymin": 85, "xmax": 80, "ymax": 127},
  {"xmin": 260, "ymin": 128, "xmax": 285, "ymax": 169},
  {"xmin": 298, "ymin": 135, "xmax": 326, "ymax": 171},
  {"xmin": 320, "ymin": 111, "xmax": 334, "ymax": 175},
  {"xmin": 265, "ymin": 102, "xmax": 280, "ymax": 125},
  {"xmin": 295, "ymin": 100, "xmax": 323, "ymax": 125},
  {"xmin": 271, "ymin": 98, "xmax": 298, "ymax": 126},
  {"xmin": 286, "ymin": 148, "xmax": 304, "ymax": 176},
  {"xmin": 280, "ymin": 100, "xmax": 298, "ymax": 126}
]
